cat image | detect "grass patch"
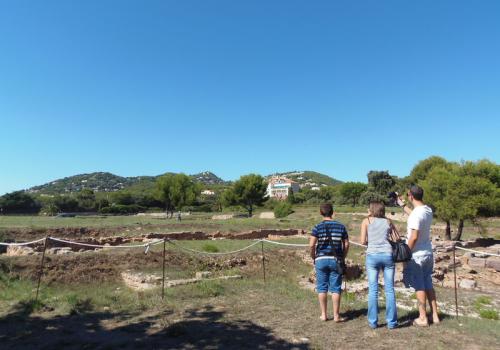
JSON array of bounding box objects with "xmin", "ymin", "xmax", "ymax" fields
[
  {"xmin": 14, "ymin": 299, "xmax": 46, "ymax": 315},
  {"xmin": 66, "ymin": 294, "xmax": 94, "ymax": 315},
  {"xmin": 474, "ymin": 295, "xmax": 492, "ymax": 307},
  {"xmin": 479, "ymin": 309, "xmax": 499, "ymax": 320},
  {"xmin": 471, "ymin": 295, "xmax": 498, "ymax": 320},
  {"xmin": 195, "ymin": 281, "xmax": 225, "ymax": 297},
  {"xmin": 202, "ymin": 243, "xmax": 219, "ymax": 253}
]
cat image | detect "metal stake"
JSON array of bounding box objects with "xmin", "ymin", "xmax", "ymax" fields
[
  {"xmin": 35, "ymin": 236, "xmax": 49, "ymax": 302},
  {"xmin": 162, "ymin": 239, "xmax": 166, "ymax": 300},
  {"xmin": 261, "ymin": 241, "xmax": 266, "ymax": 283},
  {"xmin": 452, "ymin": 243, "xmax": 459, "ymax": 318}
]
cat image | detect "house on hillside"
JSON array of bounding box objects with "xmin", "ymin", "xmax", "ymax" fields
[
  {"xmin": 266, "ymin": 176, "xmax": 300, "ymax": 200},
  {"xmin": 201, "ymin": 190, "xmax": 215, "ymax": 196}
]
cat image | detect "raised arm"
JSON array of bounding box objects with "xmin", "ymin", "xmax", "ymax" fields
[{"xmin": 397, "ymin": 195, "xmax": 412, "ymax": 216}]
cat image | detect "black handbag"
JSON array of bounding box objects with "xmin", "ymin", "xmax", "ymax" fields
[{"xmin": 387, "ymin": 222, "xmax": 412, "ymax": 263}]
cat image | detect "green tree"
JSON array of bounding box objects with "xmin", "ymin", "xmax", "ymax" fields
[
  {"xmin": 359, "ymin": 190, "xmax": 386, "ymax": 206},
  {"xmin": 222, "ymin": 174, "xmax": 267, "ymax": 217},
  {"xmin": 95, "ymin": 197, "xmax": 110, "ymax": 212},
  {"xmin": 287, "ymin": 188, "xmax": 296, "ymax": 204},
  {"xmin": 420, "ymin": 167, "xmax": 457, "ymax": 239},
  {"xmin": 40, "ymin": 198, "xmax": 59, "ymax": 216},
  {"xmin": 410, "ymin": 156, "xmax": 454, "ymax": 182},
  {"xmin": 292, "ymin": 191, "xmax": 306, "ymax": 204},
  {"xmin": 340, "ymin": 182, "xmax": 367, "ymax": 207},
  {"xmin": 76, "ymin": 189, "xmax": 96, "ymax": 211},
  {"xmin": 367, "ymin": 171, "xmax": 396, "ymax": 195},
  {"xmin": 421, "ymin": 161, "xmax": 499, "ymax": 240},
  {"xmin": 299, "ymin": 187, "xmax": 321, "ymax": 203},
  {"xmin": 318, "ymin": 186, "xmax": 340, "ymax": 202},
  {"xmin": 111, "ymin": 191, "xmax": 135, "ymax": 206},
  {"xmin": 156, "ymin": 173, "xmax": 200, "ymax": 217},
  {"xmin": 53, "ymin": 195, "xmax": 80, "ymax": 212},
  {"xmin": 0, "ymin": 191, "xmax": 41, "ymax": 214}
]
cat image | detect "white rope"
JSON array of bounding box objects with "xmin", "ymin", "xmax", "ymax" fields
[
  {"xmin": 168, "ymin": 239, "xmax": 263, "ymax": 255},
  {"xmin": 260, "ymin": 239, "xmax": 308, "ymax": 247},
  {"xmin": 350, "ymin": 241, "xmax": 367, "ymax": 248},
  {"xmin": 48, "ymin": 237, "xmax": 163, "ymax": 249},
  {"xmin": 455, "ymin": 245, "xmax": 500, "ymax": 258},
  {"xmin": 0, "ymin": 237, "xmax": 46, "ymax": 246},
  {"xmin": 260, "ymin": 239, "xmax": 367, "ymax": 248}
]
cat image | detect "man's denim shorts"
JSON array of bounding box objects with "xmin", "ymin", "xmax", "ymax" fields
[
  {"xmin": 403, "ymin": 254, "xmax": 434, "ymax": 291},
  {"xmin": 315, "ymin": 257, "xmax": 342, "ymax": 294}
]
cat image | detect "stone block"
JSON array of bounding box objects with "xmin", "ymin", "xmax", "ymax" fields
[
  {"xmin": 195, "ymin": 271, "xmax": 212, "ymax": 279},
  {"xmin": 468, "ymin": 257, "xmax": 486, "ymax": 269},
  {"xmin": 459, "ymin": 279, "xmax": 477, "ymax": 289},
  {"xmin": 485, "ymin": 259, "xmax": 500, "ymax": 272}
]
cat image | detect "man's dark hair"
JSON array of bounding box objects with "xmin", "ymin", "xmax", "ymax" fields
[
  {"xmin": 320, "ymin": 203, "xmax": 333, "ymax": 217},
  {"xmin": 409, "ymin": 185, "xmax": 424, "ymax": 201}
]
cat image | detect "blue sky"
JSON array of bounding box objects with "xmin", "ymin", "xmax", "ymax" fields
[{"xmin": 1, "ymin": 0, "xmax": 499, "ymax": 195}]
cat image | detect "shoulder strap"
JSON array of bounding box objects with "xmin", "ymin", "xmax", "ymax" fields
[{"xmin": 388, "ymin": 220, "xmax": 401, "ymax": 241}]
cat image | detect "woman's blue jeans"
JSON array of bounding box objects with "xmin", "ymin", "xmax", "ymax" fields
[{"xmin": 366, "ymin": 253, "xmax": 398, "ymax": 329}]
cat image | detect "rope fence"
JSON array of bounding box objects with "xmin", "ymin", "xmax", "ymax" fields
[
  {"xmin": 167, "ymin": 239, "xmax": 263, "ymax": 255},
  {"xmin": 0, "ymin": 237, "xmax": 46, "ymax": 246},
  {"xmin": 454, "ymin": 245, "xmax": 500, "ymax": 257},
  {"xmin": 0, "ymin": 235, "xmax": 498, "ymax": 318}
]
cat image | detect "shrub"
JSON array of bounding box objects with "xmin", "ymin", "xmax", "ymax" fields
[
  {"xmin": 202, "ymin": 244, "xmax": 219, "ymax": 253},
  {"xmin": 184, "ymin": 204, "xmax": 213, "ymax": 212},
  {"xmin": 264, "ymin": 199, "xmax": 280, "ymax": 210},
  {"xmin": 100, "ymin": 204, "xmax": 145, "ymax": 215},
  {"xmin": 274, "ymin": 202, "xmax": 293, "ymax": 218}
]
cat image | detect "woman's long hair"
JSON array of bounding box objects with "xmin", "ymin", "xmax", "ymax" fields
[{"xmin": 369, "ymin": 201, "xmax": 386, "ymax": 218}]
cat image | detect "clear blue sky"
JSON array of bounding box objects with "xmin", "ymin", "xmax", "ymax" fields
[{"xmin": 1, "ymin": 0, "xmax": 499, "ymax": 195}]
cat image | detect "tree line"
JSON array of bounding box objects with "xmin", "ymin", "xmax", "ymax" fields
[{"xmin": 1, "ymin": 157, "xmax": 498, "ymax": 241}]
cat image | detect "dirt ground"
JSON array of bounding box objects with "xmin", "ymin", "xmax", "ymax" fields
[{"xmin": 1, "ymin": 248, "xmax": 499, "ymax": 350}]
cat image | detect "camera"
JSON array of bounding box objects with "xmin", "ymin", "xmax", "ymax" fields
[
  {"xmin": 388, "ymin": 191, "xmax": 399, "ymax": 206},
  {"xmin": 388, "ymin": 191, "xmax": 398, "ymax": 200}
]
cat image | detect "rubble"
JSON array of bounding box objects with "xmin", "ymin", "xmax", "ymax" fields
[
  {"xmin": 47, "ymin": 247, "xmax": 73, "ymax": 255},
  {"xmin": 6, "ymin": 246, "xmax": 36, "ymax": 256}
]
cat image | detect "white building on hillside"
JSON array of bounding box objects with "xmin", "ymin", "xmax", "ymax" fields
[
  {"xmin": 267, "ymin": 176, "xmax": 300, "ymax": 200},
  {"xmin": 201, "ymin": 190, "xmax": 215, "ymax": 196}
]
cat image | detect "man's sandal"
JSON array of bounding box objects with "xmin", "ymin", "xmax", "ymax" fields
[{"xmin": 413, "ymin": 319, "xmax": 429, "ymax": 327}]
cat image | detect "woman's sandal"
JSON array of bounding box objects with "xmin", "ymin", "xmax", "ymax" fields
[{"xmin": 333, "ymin": 317, "xmax": 347, "ymax": 323}]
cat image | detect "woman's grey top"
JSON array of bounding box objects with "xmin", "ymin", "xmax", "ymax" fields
[{"xmin": 366, "ymin": 217, "xmax": 393, "ymax": 254}]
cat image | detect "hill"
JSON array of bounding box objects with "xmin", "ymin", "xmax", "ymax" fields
[
  {"xmin": 27, "ymin": 171, "xmax": 226, "ymax": 195},
  {"xmin": 267, "ymin": 171, "xmax": 342, "ymax": 187}
]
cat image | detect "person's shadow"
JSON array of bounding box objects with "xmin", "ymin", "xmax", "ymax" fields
[{"xmin": 0, "ymin": 301, "xmax": 310, "ymax": 349}]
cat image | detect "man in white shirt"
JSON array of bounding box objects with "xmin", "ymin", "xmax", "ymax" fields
[{"xmin": 398, "ymin": 185, "xmax": 440, "ymax": 326}]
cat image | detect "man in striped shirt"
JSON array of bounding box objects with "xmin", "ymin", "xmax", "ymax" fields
[{"xmin": 309, "ymin": 203, "xmax": 350, "ymax": 322}]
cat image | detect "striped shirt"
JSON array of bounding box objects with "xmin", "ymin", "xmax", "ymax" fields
[{"xmin": 311, "ymin": 220, "xmax": 349, "ymax": 258}]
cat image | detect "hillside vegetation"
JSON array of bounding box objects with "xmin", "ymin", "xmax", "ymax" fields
[{"xmin": 27, "ymin": 171, "xmax": 226, "ymax": 195}]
